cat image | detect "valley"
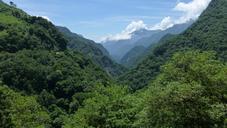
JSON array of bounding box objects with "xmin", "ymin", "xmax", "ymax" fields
[{"xmin": 0, "ymin": 0, "xmax": 226, "ymax": 128}]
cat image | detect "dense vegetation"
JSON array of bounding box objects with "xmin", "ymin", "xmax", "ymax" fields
[
  {"xmin": 0, "ymin": 84, "xmax": 50, "ymax": 128},
  {"xmin": 0, "ymin": 0, "xmax": 226, "ymax": 127},
  {"xmin": 0, "ymin": 2, "xmax": 67, "ymax": 52},
  {"xmin": 57, "ymin": 26, "xmax": 126, "ymax": 76},
  {"xmin": 0, "ymin": 50, "xmax": 111, "ymax": 127},
  {"xmin": 121, "ymin": 34, "xmax": 177, "ymax": 68},
  {"xmin": 146, "ymin": 51, "xmax": 227, "ymax": 128},
  {"xmin": 0, "ymin": 2, "xmax": 112, "ymax": 127},
  {"xmin": 120, "ymin": 46, "xmax": 146, "ymax": 68},
  {"xmin": 62, "ymin": 51, "xmax": 227, "ymax": 127},
  {"xmin": 119, "ymin": 0, "xmax": 227, "ymax": 90}
]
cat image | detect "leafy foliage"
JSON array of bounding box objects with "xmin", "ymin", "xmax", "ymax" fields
[
  {"xmin": 0, "ymin": 2, "xmax": 113, "ymax": 127},
  {"xmin": 0, "ymin": 50, "xmax": 110, "ymax": 108},
  {"xmin": 0, "ymin": 3, "xmax": 67, "ymax": 52},
  {"xmin": 0, "ymin": 84, "xmax": 50, "ymax": 128},
  {"xmin": 63, "ymin": 51, "xmax": 227, "ymax": 128},
  {"xmin": 146, "ymin": 51, "xmax": 227, "ymax": 128},
  {"xmin": 0, "ymin": 0, "xmax": 227, "ymax": 128},
  {"xmin": 64, "ymin": 84, "xmax": 145, "ymax": 128},
  {"xmin": 119, "ymin": 0, "xmax": 227, "ymax": 90},
  {"xmin": 57, "ymin": 26, "xmax": 127, "ymax": 76}
]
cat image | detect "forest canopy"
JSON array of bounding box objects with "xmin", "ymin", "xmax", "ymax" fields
[{"xmin": 0, "ymin": 0, "xmax": 226, "ymax": 127}]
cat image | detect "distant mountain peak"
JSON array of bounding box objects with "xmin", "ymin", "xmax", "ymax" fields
[{"xmin": 102, "ymin": 21, "xmax": 193, "ymax": 62}]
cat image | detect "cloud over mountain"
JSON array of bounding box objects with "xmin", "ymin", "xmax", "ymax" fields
[
  {"xmin": 100, "ymin": 20, "xmax": 148, "ymax": 42},
  {"xmin": 101, "ymin": 0, "xmax": 212, "ymax": 42},
  {"xmin": 150, "ymin": 16, "xmax": 174, "ymax": 30},
  {"xmin": 174, "ymin": 0, "xmax": 212, "ymax": 23},
  {"xmin": 150, "ymin": 0, "xmax": 211, "ymax": 30}
]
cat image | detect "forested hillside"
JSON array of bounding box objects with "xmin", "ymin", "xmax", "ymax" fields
[
  {"xmin": 63, "ymin": 50, "xmax": 227, "ymax": 128},
  {"xmin": 0, "ymin": 3, "xmax": 67, "ymax": 52},
  {"xmin": 0, "ymin": 0, "xmax": 226, "ymax": 128},
  {"xmin": 119, "ymin": 0, "xmax": 227, "ymax": 90},
  {"xmin": 102, "ymin": 29, "xmax": 159, "ymax": 62},
  {"xmin": 57, "ymin": 26, "xmax": 126, "ymax": 76},
  {"xmin": 120, "ymin": 21, "xmax": 193, "ymax": 68},
  {"xmin": 0, "ymin": 2, "xmax": 112, "ymax": 127},
  {"xmin": 103, "ymin": 21, "xmax": 192, "ymax": 64},
  {"xmin": 120, "ymin": 45, "xmax": 146, "ymax": 68}
]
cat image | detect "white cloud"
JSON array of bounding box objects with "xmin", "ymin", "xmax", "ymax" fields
[
  {"xmin": 124, "ymin": 20, "xmax": 148, "ymax": 33},
  {"xmin": 150, "ymin": 16, "xmax": 174, "ymax": 30},
  {"xmin": 151, "ymin": 0, "xmax": 212, "ymax": 29},
  {"xmin": 40, "ymin": 16, "xmax": 51, "ymax": 21},
  {"xmin": 100, "ymin": 20, "xmax": 147, "ymax": 42},
  {"xmin": 100, "ymin": 0, "xmax": 212, "ymax": 42},
  {"xmin": 174, "ymin": 0, "xmax": 212, "ymax": 23}
]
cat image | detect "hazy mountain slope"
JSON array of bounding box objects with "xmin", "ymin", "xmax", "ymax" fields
[
  {"xmin": 102, "ymin": 29, "xmax": 160, "ymax": 62},
  {"xmin": 57, "ymin": 26, "xmax": 126, "ymax": 76},
  {"xmin": 103, "ymin": 21, "xmax": 192, "ymax": 63},
  {"xmin": 134, "ymin": 21, "xmax": 194, "ymax": 47},
  {"xmin": 120, "ymin": 22, "xmax": 193, "ymax": 68},
  {"xmin": 121, "ymin": 34, "xmax": 176, "ymax": 68},
  {"xmin": 120, "ymin": 46, "xmax": 146, "ymax": 68},
  {"xmin": 119, "ymin": 0, "xmax": 227, "ymax": 90}
]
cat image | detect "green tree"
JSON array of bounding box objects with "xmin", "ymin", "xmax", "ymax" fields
[
  {"xmin": 64, "ymin": 84, "xmax": 143, "ymax": 128},
  {"xmin": 0, "ymin": 84, "xmax": 50, "ymax": 128},
  {"xmin": 147, "ymin": 51, "xmax": 227, "ymax": 128}
]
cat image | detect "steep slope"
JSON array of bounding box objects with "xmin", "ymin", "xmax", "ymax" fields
[
  {"xmin": 0, "ymin": 2, "xmax": 67, "ymax": 52},
  {"xmin": 57, "ymin": 26, "xmax": 109, "ymax": 56},
  {"xmin": 102, "ymin": 29, "xmax": 160, "ymax": 62},
  {"xmin": 120, "ymin": 22, "xmax": 193, "ymax": 68},
  {"xmin": 102, "ymin": 22, "xmax": 193, "ymax": 63},
  {"xmin": 121, "ymin": 34, "xmax": 177, "ymax": 68},
  {"xmin": 0, "ymin": 2, "xmax": 112, "ymax": 127},
  {"xmin": 120, "ymin": 46, "xmax": 146, "ymax": 68},
  {"xmin": 134, "ymin": 21, "xmax": 194, "ymax": 47},
  {"xmin": 57, "ymin": 26, "xmax": 126, "ymax": 76},
  {"xmin": 119, "ymin": 0, "xmax": 227, "ymax": 90}
]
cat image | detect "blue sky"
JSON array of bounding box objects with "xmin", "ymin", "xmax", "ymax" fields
[{"xmin": 2, "ymin": 0, "xmax": 211, "ymax": 42}]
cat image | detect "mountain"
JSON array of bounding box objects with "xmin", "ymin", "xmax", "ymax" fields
[
  {"xmin": 0, "ymin": 2, "xmax": 67, "ymax": 52},
  {"xmin": 102, "ymin": 29, "xmax": 160, "ymax": 62},
  {"xmin": 121, "ymin": 34, "xmax": 177, "ymax": 68},
  {"xmin": 120, "ymin": 22, "xmax": 193, "ymax": 68},
  {"xmin": 0, "ymin": 2, "xmax": 112, "ymax": 127},
  {"xmin": 120, "ymin": 46, "xmax": 146, "ymax": 68},
  {"xmin": 57, "ymin": 26, "xmax": 126, "ymax": 76},
  {"xmin": 134, "ymin": 20, "xmax": 194, "ymax": 47},
  {"xmin": 102, "ymin": 21, "xmax": 193, "ymax": 63},
  {"xmin": 57, "ymin": 26, "xmax": 109, "ymax": 55},
  {"xmin": 1, "ymin": 0, "xmax": 226, "ymax": 128},
  {"xmin": 119, "ymin": 0, "xmax": 227, "ymax": 90}
]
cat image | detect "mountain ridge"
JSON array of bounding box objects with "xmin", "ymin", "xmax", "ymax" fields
[
  {"xmin": 102, "ymin": 21, "xmax": 193, "ymax": 63},
  {"xmin": 57, "ymin": 26, "xmax": 127, "ymax": 76},
  {"xmin": 119, "ymin": 0, "xmax": 227, "ymax": 90},
  {"xmin": 0, "ymin": 2, "xmax": 113, "ymax": 127}
]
